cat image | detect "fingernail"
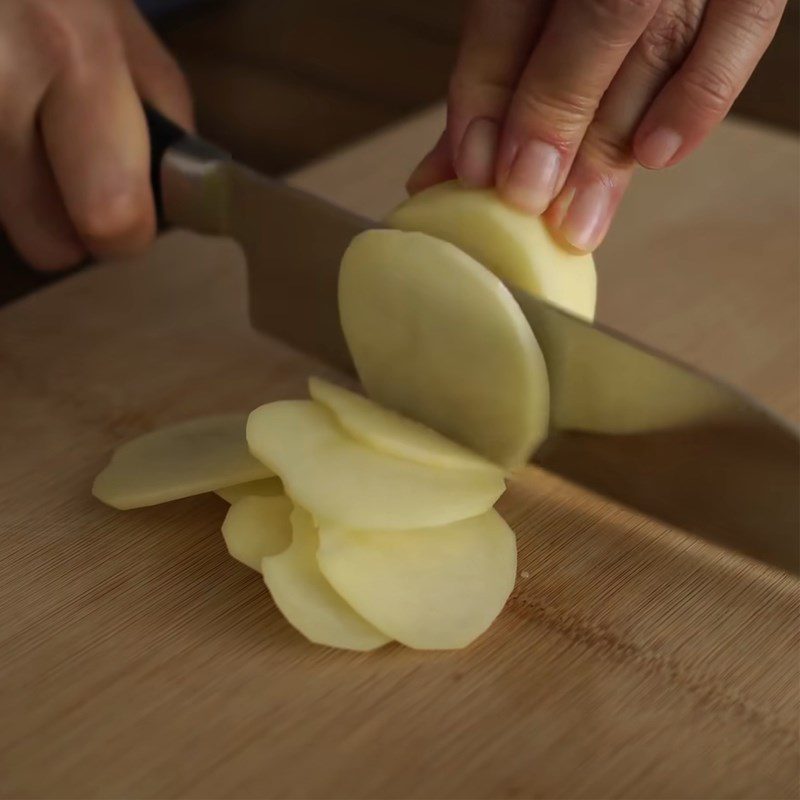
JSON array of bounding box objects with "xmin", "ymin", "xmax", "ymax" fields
[
  {"xmin": 637, "ymin": 128, "xmax": 682, "ymax": 169},
  {"xmin": 455, "ymin": 118, "xmax": 499, "ymax": 188},
  {"xmin": 500, "ymin": 140, "xmax": 560, "ymax": 215},
  {"xmin": 558, "ymin": 181, "xmax": 611, "ymax": 252}
]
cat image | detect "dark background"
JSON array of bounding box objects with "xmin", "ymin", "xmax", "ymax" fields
[
  {"xmin": 160, "ymin": 0, "xmax": 800, "ymax": 175},
  {"xmin": 2, "ymin": 0, "xmax": 798, "ymax": 304}
]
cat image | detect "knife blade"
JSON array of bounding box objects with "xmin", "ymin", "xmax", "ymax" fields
[{"xmin": 150, "ymin": 110, "xmax": 800, "ymax": 575}]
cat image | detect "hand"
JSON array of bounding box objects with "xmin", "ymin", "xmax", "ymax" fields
[
  {"xmin": 0, "ymin": 0, "xmax": 193, "ymax": 271},
  {"xmin": 408, "ymin": 0, "xmax": 786, "ymax": 252}
]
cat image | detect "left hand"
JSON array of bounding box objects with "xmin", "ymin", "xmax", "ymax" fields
[{"xmin": 408, "ymin": 0, "xmax": 787, "ymax": 252}]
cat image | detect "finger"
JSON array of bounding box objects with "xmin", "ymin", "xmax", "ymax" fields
[
  {"xmin": 545, "ymin": 155, "xmax": 632, "ymax": 253},
  {"xmin": 406, "ymin": 130, "xmax": 456, "ymax": 195},
  {"xmin": 448, "ymin": 0, "xmax": 550, "ymax": 187},
  {"xmin": 496, "ymin": 0, "xmax": 661, "ymax": 215},
  {"xmin": 548, "ymin": 0, "xmax": 705, "ymax": 250},
  {"xmin": 634, "ymin": 0, "xmax": 786, "ymax": 169},
  {"xmin": 40, "ymin": 17, "xmax": 155, "ymax": 259},
  {"xmin": 115, "ymin": 0, "xmax": 195, "ymax": 130},
  {"xmin": 0, "ymin": 131, "xmax": 86, "ymax": 271},
  {"xmin": 0, "ymin": 13, "xmax": 85, "ymax": 271}
]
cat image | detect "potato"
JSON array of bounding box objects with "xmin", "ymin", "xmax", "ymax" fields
[
  {"xmin": 262, "ymin": 506, "xmax": 390, "ymax": 651},
  {"xmin": 221, "ymin": 494, "xmax": 293, "ymax": 570},
  {"xmin": 216, "ymin": 477, "xmax": 283, "ymax": 504},
  {"xmin": 93, "ymin": 414, "xmax": 273, "ymax": 509},
  {"xmin": 387, "ymin": 180, "xmax": 596, "ymax": 321},
  {"xmin": 339, "ymin": 229, "xmax": 549, "ymax": 467},
  {"xmin": 247, "ymin": 400, "xmax": 505, "ymax": 530},
  {"xmin": 308, "ymin": 376, "xmax": 503, "ymax": 475},
  {"xmin": 317, "ymin": 509, "xmax": 517, "ymax": 650}
]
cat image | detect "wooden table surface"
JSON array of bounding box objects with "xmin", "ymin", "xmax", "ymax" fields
[{"xmin": 1, "ymin": 107, "xmax": 798, "ymax": 799}]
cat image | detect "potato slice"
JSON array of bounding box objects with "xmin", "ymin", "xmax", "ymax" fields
[
  {"xmin": 262, "ymin": 506, "xmax": 390, "ymax": 651},
  {"xmin": 93, "ymin": 414, "xmax": 273, "ymax": 509},
  {"xmin": 308, "ymin": 376, "xmax": 503, "ymax": 475},
  {"xmin": 222, "ymin": 494, "xmax": 293, "ymax": 570},
  {"xmin": 247, "ymin": 400, "xmax": 505, "ymax": 529},
  {"xmin": 387, "ymin": 180, "xmax": 597, "ymax": 321},
  {"xmin": 216, "ymin": 477, "xmax": 283, "ymax": 504},
  {"xmin": 317, "ymin": 509, "xmax": 517, "ymax": 650},
  {"xmin": 339, "ymin": 229, "xmax": 549, "ymax": 467}
]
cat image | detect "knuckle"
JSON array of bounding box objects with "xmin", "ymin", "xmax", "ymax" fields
[
  {"xmin": 583, "ymin": 129, "xmax": 636, "ymax": 170},
  {"xmin": 638, "ymin": 6, "xmax": 700, "ymax": 73},
  {"xmin": 729, "ymin": 0, "xmax": 784, "ymax": 29},
  {"xmin": 680, "ymin": 64, "xmax": 739, "ymax": 112},
  {"xmin": 583, "ymin": 0, "xmax": 656, "ymax": 17},
  {"xmin": 23, "ymin": 0, "xmax": 78, "ymax": 69},
  {"xmin": 514, "ymin": 88, "xmax": 597, "ymax": 143},
  {"xmin": 579, "ymin": 0, "xmax": 658, "ymax": 38},
  {"xmin": 24, "ymin": 0, "xmax": 120, "ymax": 72},
  {"xmin": 448, "ymin": 73, "xmax": 513, "ymax": 113}
]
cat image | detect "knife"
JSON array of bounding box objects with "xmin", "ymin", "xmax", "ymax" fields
[{"xmin": 145, "ymin": 107, "xmax": 800, "ymax": 576}]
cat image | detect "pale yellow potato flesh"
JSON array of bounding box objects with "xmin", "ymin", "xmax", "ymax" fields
[
  {"xmin": 247, "ymin": 400, "xmax": 505, "ymax": 530},
  {"xmin": 221, "ymin": 494, "xmax": 293, "ymax": 570},
  {"xmin": 308, "ymin": 376, "xmax": 503, "ymax": 476},
  {"xmin": 387, "ymin": 180, "xmax": 597, "ymax": 321},
  {"xmin": 93, "ymin": 414, "xmax": 273, "ymax": 510},
  {"xmin": 339, "ymin": 229, "xmax": 549, "ymax": 467},
  {"xmin": 262, "ymin": 506, "xmax": 390, "ymax": 651},
  {"xmin": 215, "ymin": 477, "xmax": 284, "ymax": 504},
  {"xmin": 317, "ymin": 509, "xmax": 517, "ymax": 650}
]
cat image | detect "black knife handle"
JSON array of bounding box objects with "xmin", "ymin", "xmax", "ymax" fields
[
  {"xmin": 144, "ymin": 104, "xmax": 230, "ymax": 233},
  {"xmin": 144, "ymin": 104, "xmax": 189, "ymax": 227}
]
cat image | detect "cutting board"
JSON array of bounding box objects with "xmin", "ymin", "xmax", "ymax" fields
[{"xmin": 1, "ymin": 107, "xmax": 798, "ymax": 800}]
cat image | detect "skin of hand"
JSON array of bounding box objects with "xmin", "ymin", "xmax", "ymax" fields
[
  {"xmin": 408, "ymin": 0, "xmax": 787, "ymax": 252},
  {"xmin": 0, "ymin": 0, "xmax": 193, "ymax": 271}
]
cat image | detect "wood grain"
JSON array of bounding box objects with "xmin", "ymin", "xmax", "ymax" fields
[{"xmin": 0, "ymin": 109, "xmax": 798, "ymax": 799}]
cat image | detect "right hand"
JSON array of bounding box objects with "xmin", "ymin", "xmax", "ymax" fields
[{"xmin": 0, "ymin": 0, "xmax": 193, "ymax": 271}]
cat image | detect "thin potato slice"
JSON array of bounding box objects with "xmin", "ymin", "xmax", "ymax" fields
[
  {"xmin": 387, "ymin": 180, "xmax": 597, "ymax": 321},
  {"xmin": 93, "ymin": 414, "xmax": 273, "ymax": 510},
  {"xmin": 339, "ymin": 229, "xmax": 549, "ymax": 467},
  {"xmin": 262, "ymin": 506, "xmax": 390, "ymax": 651},
  {"xmin": 308, "ymin": 376, "xmax": 503, "ymax": 475},
  {"xmin": 247, "ymin": 400, "xmax": 505, "ymax": 529},
  {"xmin": 317, "ymin": 509, "xmax": 517, "ymax": 650},
  {"xmin": 216, "ymin": 477, "xmax": 284, "ymax": 504},
  {"xmin": 222, "ymin": 494, "xmax": 293, "ymax": 570}
]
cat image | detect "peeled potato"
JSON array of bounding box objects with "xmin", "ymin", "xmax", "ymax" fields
[
  {"xmin": 247, "ymin": 400, "xmax": 505, "ymax": 529},
  {"xmin": 386, "ymin": 184, "xmax": 712, "ymax": 436},
  {"xmin": 216, "ymin": 477, "xmax": 284, "ymax": 504},
  {"xmin": 317, "ymin": 509, "xmax": 517, "ymax": 650},
  {"xmin": 93, "ymin": 414, "xmax": 273, "ymax": 509},
  {"xmin": 222, "ymin": 494, "xmax": 293, "ymax": 570},
  {"xmin": 262, "ymin": 506, "xmax": 390, "ymax": 651},
  {"xmin": 387, "ymin": 181, "xmax": 596, "ymax": 321},
  {"xmin": 308, "ymin": 376, "xmax": 503, "ymax": 475},
  {"xmin": 339, "ymin": 229, "xmax": 549, "ymax": 467}
]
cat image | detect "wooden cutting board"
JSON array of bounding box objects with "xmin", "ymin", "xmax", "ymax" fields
[{"xmin": 1, "ymin": 107, "xmax": 798, "ymax": 800}]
